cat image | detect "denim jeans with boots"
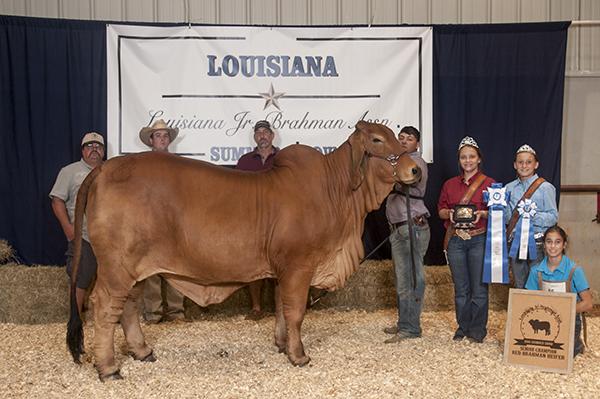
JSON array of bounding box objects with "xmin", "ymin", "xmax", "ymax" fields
[
  {"xmin": 390, "ymin": 223, "xmax": 430, "ymax": 336},
  {"xmin": 447, "ymin": 234, "xmax": 488, "ymax": 341}
]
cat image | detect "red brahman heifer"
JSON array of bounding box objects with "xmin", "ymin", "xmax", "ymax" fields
[{"xmin": 67, "ymin": 121, "xmax": 420, "ymax": 380}]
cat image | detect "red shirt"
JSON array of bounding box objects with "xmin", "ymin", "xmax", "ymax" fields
[
  {"xmin": 437, "ymin": 171, "xmax": 495, "ymax": 230},
  {"xmin": 235, "ymin": 147, "xmax": 279, "ymax": 171}
]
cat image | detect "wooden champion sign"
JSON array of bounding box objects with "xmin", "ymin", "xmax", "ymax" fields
[{"xmin": 504, "ymin": 289, "xmax": 576, "ymax": 374}]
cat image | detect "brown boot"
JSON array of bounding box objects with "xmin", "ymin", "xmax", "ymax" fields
[{"xmin": 383, "ymin": 326, "xmax": 398, "ymax": 335}]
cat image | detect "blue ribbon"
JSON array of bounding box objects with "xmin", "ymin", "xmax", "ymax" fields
[
  {"xmin": 483, "ymin": 183, "xmax": 509, "ymax": 284},
  {"xmin": 509, "ymin": 217, "xmax": 538, "ymax": 261}
]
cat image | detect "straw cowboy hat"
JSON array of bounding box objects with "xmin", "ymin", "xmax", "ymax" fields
[{"xmin": 139, "ymin": 119, "xmax": 179, "ymax": 147}]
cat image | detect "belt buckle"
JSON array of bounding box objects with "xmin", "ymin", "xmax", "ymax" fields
[{"xmin": 456, "ymin": 229, "xmax": 471, "ymax": 240}]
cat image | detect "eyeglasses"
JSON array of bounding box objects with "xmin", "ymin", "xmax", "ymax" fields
[{"xmin": 83, "ymin": 143, "xmax": 103, "ymax": 149}]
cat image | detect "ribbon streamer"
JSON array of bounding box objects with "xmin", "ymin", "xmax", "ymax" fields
[
  {"xmin": 483, "ymin": 183, "xmax": 509, "ymax": 284},
  {"xmin": 509, "ymin": 199, "xmax": 538, "ymax": 261}
]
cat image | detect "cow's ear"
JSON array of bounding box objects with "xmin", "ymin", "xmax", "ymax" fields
[{"xmin": 349, "ymin": 123, "xmax": 367, "ymax": 190}]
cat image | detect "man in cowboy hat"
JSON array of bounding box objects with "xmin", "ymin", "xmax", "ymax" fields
[
  {"xmin": 139, "ymin": 119, "xmax": 186, "ymax": 323},
  {"xmin": 50, "ymin": 131, "xmax": 105, "ymax": 315},
  {"xmin": 139, "ymin": 118, "xmax": 179, "ymax": 152},
  {"xmin": 236, "ymin": 120, "xmax": 279, "ymax": 320}
]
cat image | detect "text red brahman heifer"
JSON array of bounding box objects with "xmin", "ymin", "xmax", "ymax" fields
[{"xmin": 67, "ymin": 121, "xmax": 421, "ymax": 381}]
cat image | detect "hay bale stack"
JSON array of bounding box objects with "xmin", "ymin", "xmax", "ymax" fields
[
  {"xmin": 0, "ymin": 260, "xmax": 509, "ymax": 324},
  {"xmin": 0, "ymin": 240, "xmax": 16, "ymax": 264},
  {"xmin": 312, "ymin": 261, "xmax": 508, "ymax": 311},
  {"xmin": 186, "ymin": 261, "xmax": 510, "ymax": 317},
  {"xmin": 0, "ymin": 264, "xmax": 69, "ymax": 324}
]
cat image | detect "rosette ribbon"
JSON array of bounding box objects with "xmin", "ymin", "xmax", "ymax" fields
[
  {"xmin": 509, "ymin": 198, "xmax": 538, "ymax": 261},
  {"xmin": 483, "ymin": 183, "xmax": 509, "ymax": 284}
]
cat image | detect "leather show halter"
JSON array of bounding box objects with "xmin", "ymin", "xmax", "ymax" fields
[{"xmin": 365, "ymin": 151, "xmax": 405, "ymax": 182}]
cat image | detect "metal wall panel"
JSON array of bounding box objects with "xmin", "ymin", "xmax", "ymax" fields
[
  {"xmin": 27, "ymin": 0, "xmax": 59, "ymax": 18},
  {"xmin": 461, "ymin": 0, "xmax": 490, "ymax": 23},
  {"xmin": 93, "ymin": 0, "xmax": 124, "ymax": 21},
  {"xmin": 126, "ymin": 0, "xmax": 155, "ymax": 22},
  {"xmin": 580, "ymin": 0, "xmax": 600, "ymax": 72},
  {"xmin": 219, "ymin": 0, "xmax": 247, "ymax": 24},
  {"xmin": 490, "ymin": 0, "xmax": 518, "ymax": 22},
  {"xmin": 249, "ymin": 0, "xmax": 278, "ymax": 25},
  {"xmin": 432, "ymin": 0, "xmax": 459, "ymax": 24},
  {"xmin": 520, "ymin": 0, "xmax": 550, "ymax": 22},
  {"xmin": 341, "ymin": 0, "xmax": 367, "ymax": 24},
  {"xmin": 551, "ymin": 0, "xmax": 578, "ymax": 21},
  {"xmin": 311, "ymin": 0, "xmax": 339, "ymax": 25},
  {"xmin": 372, "ymin": 0, "xmax": 399, "ymax": 24},
  {"xmin": 280, "ymin": 0, "xmax": 308, "ymax": 25},
  {"xmin": 401, "ymin": 0, "xmax": 430, "ymax": 24},
  {"xmin": 189, "ymin": 0, "xmax": 218, "ymax": 23},
  {"xmin": 59, "ymin": 0, "xmax": 91, "ymax": 19},
  {"xmin": 0, "ymin": 0, "xmax": 26, "ymax": 16},
  {"xmin": 0, "ymin": 0, "xmax": 598, "ymax": 73},
  {"xmin": 158, "ymin": 0, "xmax": 185, "ymax": 22}
]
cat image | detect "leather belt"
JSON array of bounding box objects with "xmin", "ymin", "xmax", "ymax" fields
[
  {"xmin": 391, "ymin": 215, "xmax": 428, "ymax": 229},
  {"xmin": 454, "ymin": 227, "xmax": 486, "ymax": 240}
]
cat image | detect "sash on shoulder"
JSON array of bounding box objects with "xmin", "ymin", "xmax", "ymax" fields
[{"xmin": 483, "ymin": 183, "xmax": 509, "ymax": 284}]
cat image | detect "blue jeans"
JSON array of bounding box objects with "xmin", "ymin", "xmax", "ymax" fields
[
  {"xmin": 511, "ymin": 239, "xmax": 545, "ymax": 289},
  {"xmin": 390, "ymin": 223, "xmax": 430, "ymax": 336},
  {"xmin": 574, "ymin": 313, "xmax": 583, "ymax": 357},
  {"xmin": 447, "ymin": 234, "xmax": 488, "ymax": 341}
]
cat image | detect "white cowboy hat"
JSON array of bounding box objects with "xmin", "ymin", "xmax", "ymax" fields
[{"xmin": 139, "ymin": 119, "xmax": 179, "ymax": 147}]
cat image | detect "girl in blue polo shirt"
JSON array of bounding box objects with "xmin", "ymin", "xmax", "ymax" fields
[{"xmin": 525, "ymin": 225, "xmax": 593, "ymax": 356}]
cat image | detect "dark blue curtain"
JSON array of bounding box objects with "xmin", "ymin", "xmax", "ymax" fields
[
  {"xmin": 365, "ymin": 22, "xmax": 569, "ymax": 264},
  {"xmin": 0, "ymin": 16, "xmax": 106, "ymax": 264},
  {"xmin": 0, "ymin": 16, "xmax": 569, "ymax": 266}
]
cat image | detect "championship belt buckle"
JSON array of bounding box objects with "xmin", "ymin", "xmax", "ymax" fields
[{"xmin": 455, "ymin": 229, "xmax": 472, "ymax": 240}]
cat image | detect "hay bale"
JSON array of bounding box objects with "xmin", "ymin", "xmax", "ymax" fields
[
  {"xmin": 0, "ymin": 240, "xmax": 16, "ymax": 264},
  {"xmin": 0, "ymin": 263, "xmax": 69, "ymax": 324},
  {"xmin": 313, "ymin": 261, "xmax": 509, "ymax": 312},
  {"xmin": 0, "ymin": 260, "xmax": 510, "ymax": 324}
]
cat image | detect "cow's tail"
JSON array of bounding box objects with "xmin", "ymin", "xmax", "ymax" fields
[{"xmin": 67, "ymin": 165, "xmax": 102, "ymax": 364}]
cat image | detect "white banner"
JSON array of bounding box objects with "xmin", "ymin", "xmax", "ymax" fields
[{"xmin": 107, "ymin": 25, "xmax": 433, "ymax": 164}]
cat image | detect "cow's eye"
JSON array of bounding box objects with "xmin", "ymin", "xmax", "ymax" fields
[{"xmin": 372, "ymin": 137, "xmax": 383, "ymax": 144}]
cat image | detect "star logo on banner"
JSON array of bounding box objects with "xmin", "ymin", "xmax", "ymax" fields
[{"xmin": 259, "ymin": 83, "xmax": 285, "ymax": 110}]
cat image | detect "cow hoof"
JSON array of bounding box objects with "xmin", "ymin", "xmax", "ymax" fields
[
  {"xmin": 275, "ymin": 342, "xmax": 286, "ymax": 354},
  {"xmin": 290, "ymin": 355, "xmax": 311, "ymax": 367},
  {"xmin": 129, "ymin": 350, "xmax": 156, "ymax": 362},
  {"xmin": 99, "ymin": 370, "xmax": 123, "ymax": 382},
  {"xmin": 138, "ymin": 350, "xmax": 157, "ymax": 362}
]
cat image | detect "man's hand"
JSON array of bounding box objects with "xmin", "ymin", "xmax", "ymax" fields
[
  {"xmin": 51, "ymin": 196, "xmax": 75, "ymax": 241},
  {"xmin": 64, "ymin": 223, "xmax": 75, "ymax": 242}
]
